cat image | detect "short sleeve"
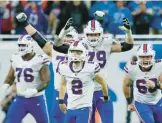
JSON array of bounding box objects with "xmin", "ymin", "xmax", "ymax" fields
[
  {"xmin": 38, "ymin": 54, "xmax": 51, "ymax": 70},
  {"xmin": 92, "ymin": 62, "xmax": 101, "ymax": 78},
  {"xmin": 124, "ymin": 61, "xmax": 135, "ymax": 79},
  {"xmin": 10, "ymin": 54, "xmax": 16, "ymax": 70},
  {"xmin": 42, "ymin": 55, "xmax": 51, "ymax": 65}
]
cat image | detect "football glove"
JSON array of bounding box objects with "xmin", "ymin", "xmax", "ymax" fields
[
  {"xmin": 94, "ymin": 11, "xmax": 105, "ymax": 20},
  {"xmin": 16, "ymin": 12, "xmax": 28, "ymax": 27},
  {"xmin": 0, "ymin": 84, "xmax": 10, "ymax": 103},
  {"xmin": 119, "ymin": 18, "xmax": 131, "ymax": 32},
  {"xmin": 94, "ymin": 11, "xmax": 105, "ymax": 24},
  {"xmin": 58, "ymin": 18, "xmax": 74, "ymax": 39},
  {"xmin": 0, "ymin": 108, "xmax": 6, "ymax": 123},
  {"xmin": 119, "ymin": 18, "xmax": 132, "ymax": 38}
]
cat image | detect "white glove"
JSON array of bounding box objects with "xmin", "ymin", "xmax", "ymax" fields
[
  {"xmin": 16, "ymin": 12, "xmax": 27, "ymax": 23},
  {"xmin": 58, "ymin": 18, "xmax": 74, "ymax": 39},
  {"xmin": 119, "ymin": 18, "xmax": 132, "ymax": 38},
  {"xmin": 94, "ymin": 11, "xmax": 105, "ymax": 18},
  {"xmin": 0, "ymin": 84, "xmax": 10, "ymax": 103},
  {"xmin": 23, "ymin": 89, "xmax": 38, "ymax": 98},
  {"xmin": 0, "ymin": 108, "xmax": 6, "ymax": 123}
]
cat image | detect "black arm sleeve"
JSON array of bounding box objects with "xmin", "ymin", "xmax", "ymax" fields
[
  {"xmin": 121, "ymin": 42, "xmax": 133, "ymax": 52},
  {"xmin": 53, "ymin": 44, "xmax": 69, "ymax": 54},
  {"xmin": 31, "ymin": 31, "xmax": 47, "ymax": 48}
]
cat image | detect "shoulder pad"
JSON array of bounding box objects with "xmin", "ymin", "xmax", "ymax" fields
[
  {"xmin": 11, "ymin": 53, "xmax": 19, "ymax": 62},
  {"xmin": 155, "ymin": 59, "xmax": 162, "ymax": 63}
]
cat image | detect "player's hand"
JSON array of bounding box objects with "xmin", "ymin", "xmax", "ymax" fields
[
  {"xmin": 0, "ymin": 84, "xmax": 10, "ymax": 103},
  {"xmin": 119, "ymin": 18, "xmax": 131, "ymax": 33},
  {"xmin": 0, "ymin": 108, "xmax": 6, "ymax": 123},
  {"xmin": 94, "ymin": 11, "xmax": 105, "ymax": 20},
  {"xmin": 146, "ymin": 79, "xmax": 155, "ymax": 89},
  {"xmin": 59, "ymin": 103, "xmax": 67, "ymax": 114},
  {"xmin": 128, "ymin": 104, "xmax": 135, "ymax": 112},
  {"xmin": 16, "ymin": 12, "xmax": 27, "ymax": 22},
  {"xmin": 58, "ymin": 18, "xmax": 74, "ymax": 39},
  {"xmin": 23, "ymin": 88, "xmax": 38, "ymax": 98},
  {"xmin": 100, "ymin": 96, "xmax": 110, "ymax": 102},
  {"xmin": 16, "ymin": 12, "xmax": 28, "ymax": 27}
]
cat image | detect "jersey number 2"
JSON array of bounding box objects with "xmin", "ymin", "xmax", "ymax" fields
[
  {"xmin": 16, "ymin": 68, "xmax": 34, "ymax": 82},
  {"xmin": 71, "ymin": 79, "xmax": 83, "ymax": 95}
]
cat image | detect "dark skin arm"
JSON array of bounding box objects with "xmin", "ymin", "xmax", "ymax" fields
[
  {"xmin": 4, "ymin": 66, "xmax": 15, "ymax": 86},
  {"xmin": 37, "ymin": 65, "xmax": 50, "ymax": 92},
  {"xmin": 1, "ymin": 83, "xmax": 16, "ymax": 108}
]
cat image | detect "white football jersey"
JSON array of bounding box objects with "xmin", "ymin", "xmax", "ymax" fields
[
  {"xmin": 52, "ymin": 49, "xmax": 68, "ymax": 90},
  {"xmin": 11, "ymin": 53, "xmax": 50, "ymax": 97},
  {"xmin": 58, "ymin": 61, "xmax": 100, "ymax": 109},
  {"xmin": 124, "ymin": 60, "xmax": 162, "ymax": 104},
  {"xmin": 81, "ymin": 37, "xmax": 114, "ymax": 91}
]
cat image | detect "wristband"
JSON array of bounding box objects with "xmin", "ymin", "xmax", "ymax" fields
[
  {"xmin": 126, "ymin": 98, "xmax": 132, "ymax": 104},
  {"xmin": 103, "ymin": 96, "xmax": 109, "ymax": 101},
  {"xmin": 18, "ymin": 20, "xmax": 29, "ymax": 27},
  {"xmin": 59, "ymin": 99, "xmax": 64, "ymax": 104},
  {"xmin": 156, "ymin": 82, "xmax": 160, "ymax": 89}
]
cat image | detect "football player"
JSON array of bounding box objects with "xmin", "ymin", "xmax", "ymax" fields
[
  {"xmin": 15, "ymin": 12, "xmax": 133, "ymax": 123},
  {"xmin": 15, "ymin": 12, "xmax": 77, "ymax": 123},
  {"xmin": 81, "ymin": 18, "xmax": 133, "ymax": 123},
  {"xmin": 0, "ymin": 35, "xmax": 50, "ymax": 123},
  {"xmin": 58, "ymin": 41, "xmax": 109, "ymax": 123},
  {"xmin": 50, "ymin": 29, "xmax": 78, "ymax": 123},
  {"xmin": 123, "ymin": 44, "xmax": 162, "ymax": 123}
]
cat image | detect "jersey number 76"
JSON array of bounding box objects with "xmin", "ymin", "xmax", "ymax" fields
[{"xmin": 16, "ymin": 68, "xmax": 34, "ymax": 82}]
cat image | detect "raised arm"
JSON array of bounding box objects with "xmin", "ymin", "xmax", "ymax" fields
[
  {"xmin": 111, "ymin": 18, "xmax": 133, "ymax": 53},
  {"xmin": 16, "ymin": 13, "xmax": 73, "ymax": 54}
]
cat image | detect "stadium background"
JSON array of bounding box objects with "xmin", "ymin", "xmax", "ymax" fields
[{"xmin": 0, "ymin": 0, "xmax": 162, "ymax": 123}]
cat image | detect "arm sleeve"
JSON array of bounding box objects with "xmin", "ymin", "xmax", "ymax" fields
[{"xmin": 53, "ymin": 44, "xmax": 69, "ymax": 54}]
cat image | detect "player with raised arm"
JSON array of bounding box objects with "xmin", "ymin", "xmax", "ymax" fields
[
  {"xmin": 123, "ymin": 44, "xmax": 162, "ymax": 123},
  {"xmin": 15, "ymin": 12, "xmax": 78, "ymax": 123},
  {"xmin": 16, "ymin": 12, "xmax": 74, "ymax": 55},
  {"xmin": 58, "ymin": 41, "xmax": 109, "ymax": 123},
  {"xmin": 15, "ymin": 11, "xmax": 134, "ymax": 123},
  {"xmin": 0, "ymin": 35, "xmax": 50, "ymax": 123},
  {"xmin": 81, "ymin": 16, "xmax": 133, "ymax": 123}
]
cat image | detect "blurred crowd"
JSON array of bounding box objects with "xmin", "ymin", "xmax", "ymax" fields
[{"xmin": 0, "ymin": 0, "xmax": 162, "ymax": 36}]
